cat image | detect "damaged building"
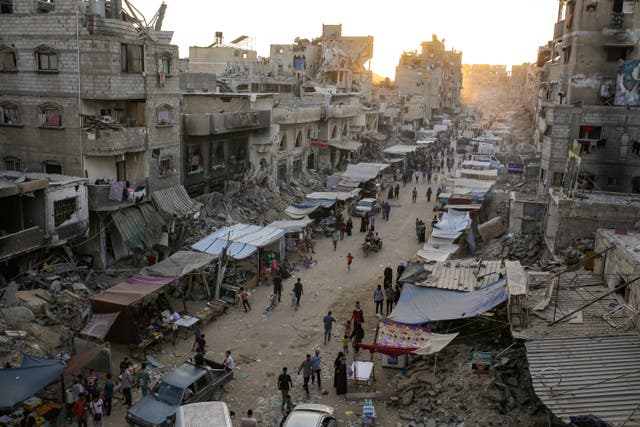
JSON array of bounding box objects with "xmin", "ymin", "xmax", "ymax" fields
[
  {"xmin": 0, "ymin": 0, "xmax": 188, "ymax": 269},
  {"xmin": 395, "ymin": 35, "xmax": 462, "ymax": 127},
  {"xmin": 536, "ymin": 0, "xmax": 640, "ymax": 193}
]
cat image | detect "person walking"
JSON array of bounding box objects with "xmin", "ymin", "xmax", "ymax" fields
[
  {"xmin": 346, "ymin": 217, "xmax": 353, "ymax": 236},
  {"xmin": 298, "ymin": 354, "xmax": 313, "ymax": 396},
  {"xmin": 370, "ymin": 212, "xmax": 376, "ymax": 230},
  {"xmin": 351, "ymin": 302, "xmax": 364, "ymax": 326},
  {"xmin": 350, "ymin": 322, "xmax": 365, "ymax": 354},
  {"xmin": 103, "ymin": 374, "xmax": 114, "ymax": 417},
  {"xmin": 385, "ymin": 285, "xmax": 395, "ymax": 315},
  {"xmin": 346, "ymin": 252, "xmax": 354, "ymax": 271},
  {"xmin": 414, "ymin": 170, "xmax": 420, "ymax": 183},
  {"xmin": 323, "ymin": 311, "xmax": 336, "ymax": 345},
  {"xmin": 339, "ymin": 220, "xmax": 346, "ymax": 240},
  {"xmin": 273, "ymin": 273, "xmax": 283, "ymax": 302},
  {"xmin": 240, "ymin": 286, "xmax": 251, "ymax": 312},
  {"xmin": 121, "ymin": 367, "xmax": 133, "ymax": 407},
  {"xmin": 374, "ymin": 285, "xmax": 384, "ymax": 315},
  {"xmin": 311, "ymin": 349, "xmax": 322, "ymax": 389},
  {"xmin": 240, "ymin": 410, "xmax": 258, "ymax": 427},
  {"xmin": 426, "ymin": 186, "xmax": 432, "ymax": 202},
  {"xmin": 333, "ymin": 352, "xmax": 345, "ymax": 389},
  {"xmin": 195, "ymin": 334, "xmax": 207, "ymax": 354},
  {"xmin": 342, "ymin": 334, "xmax": 350, "ymax": 355},
  {"xmin": 332, "ymin": 229, "xmax": 340, "ymax": 251},
  {"xmin": 277, "ymin": 368, "xmax": 293, "ymax": 410},
  {"xmin": 384, "ymin": 202, "xmax": 391, "ymax": 221},
  {"xmin": 73, "ymin": 392, "xmax": 88, "ymax": 427},
  {"xmin": 387, "ymin": 186, "xmax": 394, "ymax": 200},
  {"xmin": 412, "ymin": 187, "xmax": 418, "ymax": 203},
  {"xmin": 89, "ymin": 394, "xmax": 104, "ymax": 427},
  {"xmin": 394, "ymin": 183, "xmax": 400, "ymax": 200},
  {"xmin": 336, "ymin": 357, "xmax": 348, "ymax": 395},
  {"xmin": 136, "ymin": 363, "xmax": 150, "ymax": 397},
  {"xmin": 223, "ymin": 350, "xmax": 235, "ymax": 372},
  {"xmin": 383, "ymin": 265, "xmax": 393, "ymax": 289},
  {"xmin": 293, "ymin": 278, "xmax": 303, "ymax": 310}
]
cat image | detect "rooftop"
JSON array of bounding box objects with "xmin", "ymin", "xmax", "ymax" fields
[
  {"xmin": 0, "ymin": 170, "xmax": 86, "ymax": 187},
  {"xmin": 411, "ymin": 259, "xmax": 504, "ymax": 292},
  {"xmin": 596, "ymin": 229, "xmax": 640, "ymax": 264},
  {"xmin": 549, "ymin": 188, "xmax": 640, "ymax": 207}
]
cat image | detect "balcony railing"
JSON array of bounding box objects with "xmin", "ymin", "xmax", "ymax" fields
[
  {"xmin": 184, "ymin": 110, "xmax": 270, "ymax": 136},
  {"xmin": 88, "ymin": 178, "xmax": 149, "ymax": 211},
  {"xmin": 82, "ymin": 127, "xmax": 147, "ymax": 156}
]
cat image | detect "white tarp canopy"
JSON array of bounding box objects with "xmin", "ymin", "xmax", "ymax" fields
[
  {"xmin": 416, "ymin": 139, "xmax": 435, "ymax": 146},
  {"xmin": 434, "ymin": 210, "xmax": 472, "ymax": 233},
  {"xmin": 328, "ymin": 140, "xmax": 362, "ymax": 151},
  {"xmin": 285, "ymin": 205, "xmax": 319, "ymax": 219},
  {"xmin": 268, "ymin": 217, "xmax": 314, "ymax": 234},
  {"xmin": 433, "ymin": 124, "xmax": 448, "ymax": 133},
  {"xmin": 449, "ymin": 178, "xmax": 495, "ymax": 190},
  {"xmin": 462, "ymin": 160, "xmax": 494, "ymax": 170},
  {"xmin": 460, "ymin": 168, "xmax": 498, "ymax": 180},
  {"xmin": 383, "ymin": 145, "xmax": 419, "ymax": 155},
  {"xmin": 192, "ymin": 223, "xmax": 284, "ymax": 260},
  {"xmin": 358, "ymin": 163, "xmax": 390, "ymax": 172},
  {"xmin": 416, "ymin": 243, "xmax": 459, "ymax": 262},
  {"xmin": 306, "ymin": 190, "xmax": 360, "ymax": 201},
  {"xmin": 340, "ymin": 163, "xmax": 383, "ymax": 183}
]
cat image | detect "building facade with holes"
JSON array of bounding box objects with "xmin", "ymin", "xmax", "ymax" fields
[{"xmin": 535, "ymin": 0, "xmax": 640, "ymax": 194}]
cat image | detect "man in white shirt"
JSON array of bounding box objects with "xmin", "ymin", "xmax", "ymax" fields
[{"xmin": 223, "ymin": 350, "xmax": 234, "ymax": 372}]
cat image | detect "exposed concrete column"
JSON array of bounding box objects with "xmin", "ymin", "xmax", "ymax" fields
[
  {"xmin": 112, "ymin": 0, "xmax": 122, "ymax": 19},
  {"xmin": 87, "ymin": 0, "xmax": 97, "ymax": 15}
]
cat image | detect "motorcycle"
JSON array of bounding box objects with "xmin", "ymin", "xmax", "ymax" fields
[{"xmin": 361, "ymin": 238, "xmax": 383, "ymax": 257}]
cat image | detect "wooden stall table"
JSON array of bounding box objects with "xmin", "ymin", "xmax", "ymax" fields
[
  {"xmin": 129, "ymin": 332, "xmax": 163, "ymax": 360},
  {"xmin": 175, "ymin": 316, "xmax": 200, "ymax": 340}
]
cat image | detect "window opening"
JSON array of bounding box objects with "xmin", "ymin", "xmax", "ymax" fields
[
  {"xmin": 0, "ymin": 104, "xmax": 19, "ymax": 124},
  {"xmin": 54, "ymin": 197, "xmax": 76, "ymax": 227},
  {"xmin": 3, "ymin": 156, "xmax": 21, "ymax": 171},
  {"xmin": 121, "ymin": 44, "xmax": 143, "ymax": 73},
  {"xmin": 44, "ymin": 161, "xmax": 62, "ymax": 174},
  {"xmin": 0, "ymin": 45, "xmax": 16, "ymax": 71},
  {"xmin": 36, "ymin": 47, "xmax": 58, "ymax": 71},
  {"xmin": 39, "ymin": 105, "xmax": 62, "ymax": 127}
]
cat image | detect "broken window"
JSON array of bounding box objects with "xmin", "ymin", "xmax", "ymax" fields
[
  {"xmin": 331, "ymin": 125, "xmax": 338, "ymax": 139},
  {"xmin": 43, "ymin": 161, "xmax": 62, "ymax": 174},
  {"xmin": 342, "ymin": 124, "xmax": 348, "ymax": 137},
  {"xmin": 53, "ymin": 197, "xmax": 76, "ymax": 227},
  {"xmin": 279, "ymin": 134, "xmax": 287, "ymax": 151},
  {"xmin": 0, "ymin": 103, "xmax": 20, "ymax": 125},
  {"xmin": 188, "ymin": 145, "xmax": 203, "ymax": 174},
  {"xmin": 3, "ymin": 156, "xmax": 21, "ymax": 171},
  {"xmin": 295, "ymin": 132, "xmax": 302, "ymax": 148},
  {"xmin": 38, "ymin": 104, "xmax": 62, "ymax": 127},
  {"xmin": 159, "ymin": 156, "xmax": 173, "ymax": 175},
  {"xmin": 157, "ymin": 104, "xmax": 172, "ymax": 125},
  {"xmin": 161, "ymin": 55, "xmax": 170, "ymax": 75},
  {"xmin": 36, "ymin": 0, "xmax": 55, "ymax": 12},
  {"xmin": 35, "ymin": 45, "xmax": 58, "ymax": 72},
  {"xmin": 552, "ymin": 172, "xmax": 564, "ymax": 186},
  {"xmin": 607, "ymin": 177, "xmax": 618, "ymax": 186},
  {"xmin": 0, "ymin": 45, "xmax": 16, "ymax": 71},
  {"xmin": 211, "ymin": 144, "xmax": 224, "ymax": 169},
  {"xmin": 125, "ymin": 101, "xmax": 145, "ymax": 126},
  {"xmin": 121, "ymin": 43, "xmax": 143, "ymax": 73},
  {"xmin": 563, "ymin": 45, "xmax": 572, "ymax": 64},
  {"xmin": 0, "ymin": 0, "xmax": 13, "ymax": 13}
]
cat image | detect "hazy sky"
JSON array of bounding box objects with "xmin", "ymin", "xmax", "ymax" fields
[{"xmin": 136, "ymin": 0, "xmax": 559, "ymax": 78}]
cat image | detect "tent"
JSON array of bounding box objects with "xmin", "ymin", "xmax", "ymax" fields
[
  {"xmin": 284, "ymin": 199, "xmax": 336, "ymax": 219},
  {"xmin": 388, "ymin": 280, "xmax": 508, "ymax": 324},
  {"xmin": 268, "ymin": 217, "xmax": 314, "ymax": 234},
  {"xmin": 383, "ymin": 145, "xmax": 419, "ymax": 156},
  {"xmin": 340, "ymin": 163, "xmax": 382, "ymax": 183},
  {"xmin": 0, "ymin": 355, "xmax": 66, "ymax": 411},
  {"xmin": 306, "ymin": 190, "xmax": 360, "ymax": 201},
  {"xmin": 192, "ymin": 223, "xmax": 284, "ymax": 260},
  {"xmin": 356, "ymin": 320, "xmax": 459, "ymax": 356},
  {"xmin": 141, "ymin": 250, "xmax": 215, "ymax": 278},
  {"xmin": 89, "ymin": 280, "xmax": 174, "ymax": 343}
]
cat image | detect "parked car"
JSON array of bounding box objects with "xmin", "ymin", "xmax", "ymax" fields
[
  {"xmin": 283, "ymin": 403, "xmax": 337, "ymax": 427},
  {"xmin": 175, "ymin": 401, "xmax": 233, "ymax": 427},
  {"xmin": 126, "ymin": 359, "xmax": 233, "ymax": 427},
  {"xmin": 354, "ymin": 198, "xmax": 380, "ymax": 216}
]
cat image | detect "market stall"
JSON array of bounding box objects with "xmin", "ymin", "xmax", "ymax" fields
[
  {"xmin": 0, "ymin": 355, "xmax": 67, "ymax": 425},
  {"xmin": 268, "ymin": 217, "xmax": 314, "ymax": 253}
]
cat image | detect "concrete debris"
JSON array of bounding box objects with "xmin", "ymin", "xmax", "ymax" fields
[
  {"xmin": 477, "ymin": 233, "xmax": 545, "ymax": 266},
  {"xmin": 2, "ymin": 306, "xmax": 35, "ymax": 328},
  {"xmin": 477, "ymin": 217, "xmax": 506, "ymax": 241},
  {"xmin": 559, "ymin": 236, "xmax": 594, "ymax": 265}
]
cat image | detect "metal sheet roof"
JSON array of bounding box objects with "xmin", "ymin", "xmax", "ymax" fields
[
  {"xmin": 526, "ymin": 335, "xmax": 640, "ymax": 426},
  {"xmin": 142, "ymin": 250, "xmax": 215, "ymax": 277},
  {"xmin": 192, "ymin": 223, "xmax": 284, "ymax": 260},
  {"xmin": 340, "ymin": 163, "xmax": 382, "ymax": 182},
  {"xmin": 413, "ymin": 260, "xmax": 504, "ymax": 292},
  {"xmin": 328, "ymin": 140, "xmax": 362, "ymax": 151},
  {"xmin": 152, "ymin": 185, "xmax": 202, "ymax": 219},
  {"xmin": 111, "ymin": 203, "xmax": 163, "ymax": 250},
  {"xmin": 0, "ymin": 170, "xmax": 87, "ymax": 186},
  {"xmin": 268, "ymin": 217, "xmax": 314, "ymax": 233}
]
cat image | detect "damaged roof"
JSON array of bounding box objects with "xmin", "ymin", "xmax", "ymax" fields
[
  {"xmin": 411, "ymin": 259, "xmax": 504, "ymax": 292},
  {"xmin": 526, "ymin": 335, "xmax": 640, "ymax": 426}
]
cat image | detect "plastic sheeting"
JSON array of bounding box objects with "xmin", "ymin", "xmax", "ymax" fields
[
  {"xmin": 340, "ymin": 163, "xmax": 382, "ymax": 183},
  {"xmin": 388, "ymin": 280, "xmax": 508, "ymax": 324},
  {"xmin": 383, "ymin": 145, "xmax": 419, "ymax": 155},
  {"xmin": 80, "ymin": 313, "xmax": 119, "ymax": 341},
  {"xmin": 268, "ymin": 217, "xmax": 314, "ymax": 234},
  {"xmin": 434, "ymin": 210, "xmax": 472, "ymax": 232},
  {"xmin": 306, "ymin": 190, "xmax": 360, "ymax": 201},
  {"xmin": 285, "ymin": 199, "xmax": 336, "ymax": 219},
  {"xmin": 192, "ymin": 223, "xmax": 284, "ymax": 260},
  {"xmin": 0, "ymin": 355, "xmax": 66, "ymax": 410},
  {"xmin": 328, "ymin": 140, "xmax": 362, "ymax": 151},
  {"xmin": 141, "ymin": 251, "xmax": 215, "ymax": 278}
]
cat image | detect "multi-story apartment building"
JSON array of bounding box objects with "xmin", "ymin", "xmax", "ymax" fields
[
  {"xmin": 0, "ymin": 0, "xmax": 183, "ymax": 268},
  {"xmin": 536, "ymin": 0, "xmax": 640, "ymax": 193},
  {"xmin": 461, "ymin": 64, "xmax": 509, "ymax": 106},
  {"xmin": 395, "ymin": 35, "xmax": 462, "ymax": 124}
]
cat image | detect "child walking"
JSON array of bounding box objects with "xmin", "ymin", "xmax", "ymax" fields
[{"xmin": 346, "ymin": 252, "xmax": 354, "ymax": 271}]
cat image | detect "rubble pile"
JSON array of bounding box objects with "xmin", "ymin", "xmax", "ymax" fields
[
  {"xmin": 477, "ymin": 233, "xmax": 545, "ymax": 266},
  {"xmin": 389, "ymin": 345, "xmax": 551, "ymax": 426},
  {"xmin": 559, "ymin": 236, "xmax": 594, "ymax": 265}
]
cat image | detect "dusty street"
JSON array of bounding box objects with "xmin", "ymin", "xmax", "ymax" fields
[{"xmin": 106, "ymin": 169, "xmax": 451, "ymax": 426}]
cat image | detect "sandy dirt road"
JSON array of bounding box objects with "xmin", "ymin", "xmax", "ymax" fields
[{"xmin": 107, "ymin": 167, "xmax": 453, "ymax": 427}]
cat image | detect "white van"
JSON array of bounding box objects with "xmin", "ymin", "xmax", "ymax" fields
[{"xmin": 175, "ymin": 402, "xmax": 233, "ymax": 427}]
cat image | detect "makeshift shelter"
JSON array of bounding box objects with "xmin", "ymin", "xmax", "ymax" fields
[
  {"xmin": 339, "ymin": 163, "xmax": 382, "ymax": 185},
  {"xmin": 151, "ymin": 185, "xmax": 202, "ymax": 220},
  {"xmin": 89, "ymin": 279, "xmax": 174, "ymax": 344},
  {"xmin": 357, "ymin": 320, "xmax": 458, "ymax": 356},
  {"xmin": 382, "ymin": 145, "xmax": 419, "ymax": 156},
  {"xmin": 388, "ymin": 280, "xmax": 508, "ymax": 324},
  {"xmin": 79, "ymin": 313, "xmax": 119, "ymax": 341},
  {"xmin": 141, "ymin": 251, "xmax": 215, "ymax": 278},
  {"xmin": 191, "ymin": 224, "xmax": 285, "ymax": 260},
  {"xmin": 0, "ymin": 355, "xmax": 66, "ymax": 411},
  {"xmin": 284, "ymin": 199, "xmax": 335, "ymax": 219},
  {"xmin": 306, "ymin": 190, "xmax": 360, "ymax": 201},
  {"xmin": 268, "ymin": 217, "xmax": 314, "ymax": 234}
]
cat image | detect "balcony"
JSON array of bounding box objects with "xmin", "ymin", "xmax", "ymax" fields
[
  {"xmin": 553, "ymin": 21, "xmax": 565, "ymax": 40},
  {"xmin": 323, "ymin": 103, "xmax": 360, "ymax": 119},
  {"xmin": 0, "ymin": 227, "xmax": 44, "ymax": 262},
  {"xmin": 184, "ymin": 110, "xmax": 271, "ymax": 136},
  {"xmin": 88, "ymin": 178, "xmax": 150, "ymax": 211},
  {"xmin": 272, "ymin": 106, "xmax": 322, "ymax": 124},
  {"xmin": 82, "ymin": 127, "xmax": 147, "ymax": 156}
]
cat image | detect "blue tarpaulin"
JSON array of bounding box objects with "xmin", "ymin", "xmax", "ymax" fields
[
  {"xmin": 0, "ymin": 355, "xmax": 66, "ymax": 410},
  {"xmin": 388, "ymin": 280, "xmax": 508, "ymax": 324},
  {"xmin": 192, "ymin": 223, "xmax": 285, "ymax": 260}
]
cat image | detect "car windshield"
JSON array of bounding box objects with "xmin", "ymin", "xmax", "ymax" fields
[
  {"xmin": 151, "ymin": 381, "xmax": 183, "ymax": 406},
  {"xmin": 358, "ymin": 201, "xmax": 373, "ymax": 207}
]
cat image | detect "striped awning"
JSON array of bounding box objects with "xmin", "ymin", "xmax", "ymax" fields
[
  {"xmin": 112, "ymin": 203, "xmax": 163, "ymax": 250},
  {"xmin": 152, "ymin": 185, "xmax": 202, "ymax": 219}
]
